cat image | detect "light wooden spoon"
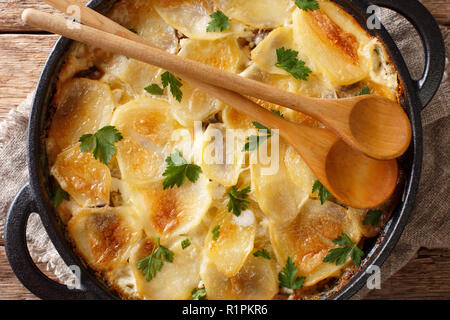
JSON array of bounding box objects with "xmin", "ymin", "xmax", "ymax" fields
[
  {"xmin": 22, "ymin": 8, "xmax": 398, "ymax": 208},
  {"xmin": 30, "ymin": 2, "xmax": 410, "ymax": 160}
]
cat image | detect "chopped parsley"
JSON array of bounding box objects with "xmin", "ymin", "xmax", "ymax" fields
[
  {"xmin": 212, "ymin": 225, "xmax": 220, "ymax": 241},
  {"xmin": 162, "ymin": 150, "xmax": 202, "ymax": 190},
  {"xmin": 253, "ymin": 249, "xmax": 271, "ymax": 260},
  {"xmin": 275, "ymin": 47, "xmax": 312, "ymax": 80},
  {"xmin": 312, "ymin": 180, "xmax": 332, "ymax": 204},
  {"xmin": 323, "ymin": 233, "xmax": 364, "ymax": 267},
  {"xmin": 278, "ymin": 257, "xmax": 305, "ymax": 290},
  {"xmin": 144, "ymin": 83, "xmax": 164, "ymax": 95},
  {"xmin": 363, "ymin": 209, "xmax": 383, "ymax": 226},
  {"xmin": 128, "ymin": 28, "xmax": 138, "ymax": 34},
  {"xmin": 181, "ymin": 238, "xmax": 191, "ymax": 250},
  {"xmin": 227, "ymin": 186, "xmax": 251, "ymax": 216},
  {"xmin": 191, "ymin": 287, "xmax": 207, "ymax": 300},
  {"xmin": 357, "ymin": 85, "xmax": 371, "ymax": 96},
  {"xmin": 206, "ymin": 10, "xmax": 230, "ymax": 32},
  {"xmin": 295, "ymin": 0, "xmax": 320, "ymax": 11},
  {"xmin": 137, "ymin": 237, "xmax": 174, "ymax": 281},
  {"xmin": 79, "ymin": 125, "xmax": 123, "ymax": 165},
  {"xmin": 53, "ymin": 186, "xmax": 69, "ymax": 208},
  {"xmin": 242, "ymin": 122, "xmax": 272, "ymax": 152},
  {"xmin": 161, "ymin": 71, "xmax": 183, "ymax": 102}
]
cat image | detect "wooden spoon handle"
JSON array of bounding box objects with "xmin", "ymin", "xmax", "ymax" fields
[
  {"xmin": 22, "ymin": 8, "xmax": 293, "ymax": 135},
  {"xmin": 22, "ymin": 7, "xmax": 323, "ymax": 118}
]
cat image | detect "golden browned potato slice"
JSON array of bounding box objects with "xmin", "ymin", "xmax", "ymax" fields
[
  {"xmin": 111, "ymin": 97, "xmax": 182, "ymax": 186},
  {"xmin": 201, "ymin": 123, "xmax": 246, "ymax": 187},
  {"xmin": 130, "ymin": 237, "xmax": 202, "ymax": 300},
  {"xmin": 205, "ymin": 207, "xmax": 256, "ymax": 277},
  {"xmin": 269, "ymin": 199, "xmax": 362, "ymax": 286},
  {"xmin": 200, "ymin": 254, "xmax": 278, "ymax": 300},
  {"xmin": 51, "ymin": 144, "xmax": 111, "ymax": 207},
  {"xmin": 292, "ymin": 5, "xmax": 369, "ymax": 85},
  {"xmin": 213, "ymin": 0, "xmax": 295, "ymax": 28},
  {"xmin": 284, "ymin": 145, "xmax": 316, "ymax": 196},
  {"xmin": 251, "ymin": 143, "xmax": 309, "ymax": 223},
  {"xmin": 47, "ymin": 78, "xmax": 115, "ymax": 163},
  {"xmin": 154, "ymin": 0, "xmax": 246, "ymax": 40},
  {"xmin": 100, "ymin": 0, "xmax": 179, "ymax": 95},
  {"xmin": 108, "ymin": 0, "xmax": 179, "ymax": 53},
  {"xmin": 124, "ymin": 176, "xmax": 212, "ymax": 241},
  {"xmin": 169, "ymin": 37, "xmax": 246, "ymax": 125},
  {"xmin": 67, "ymin": 206, "xmax": 141, "ymax": 271}
]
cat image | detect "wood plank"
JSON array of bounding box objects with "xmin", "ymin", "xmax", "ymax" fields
[
  {"xmin": 0, "ymin": 0, "xmax": 88, "ymax": 32},
  {"xmin": 0, "ymin": 246, "xmax": 38, "ymax": 300},
  {"xmin": 0, "ymin": 0, "xmax": 448, "ymax": 32},
  {"xmin": 0, "ymin": 34, "xmax": 58, "ymax": 120},
  {"xmin": 365, "ymin": 248, "xmax": 450, "ymax": 300}
]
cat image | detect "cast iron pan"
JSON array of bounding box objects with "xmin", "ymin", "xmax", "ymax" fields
[{"xmin": 4, "ymin": 0, "xmax": 445, "ymax": 299}]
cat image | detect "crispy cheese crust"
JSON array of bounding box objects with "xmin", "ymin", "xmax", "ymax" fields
[{"xmin": 46, "ymin": 0, "xmax": 401, "ymax": 300}]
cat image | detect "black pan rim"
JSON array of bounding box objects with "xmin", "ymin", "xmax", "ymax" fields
[{"xmin": 22, "ymin": 0, "xmax": 440, "ymax": 300}]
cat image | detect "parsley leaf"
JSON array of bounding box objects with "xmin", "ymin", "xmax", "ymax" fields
[
  {"xmin": 192, "ymin": 288, "xmax": 207, "ymax": 300},
  {"xmin": 357, "ymin": 85, "xmax": 371, "ymax": 96},
  {"xmin": 363, "ymin": 209, "xmax": 383, "ymax": 226},
  {"xmin": 295, "ymin": 0, "xmax": 319, "ymax": 11},
  {"xmin": 242, "ymin": 121, "xmax": 272, "ymax": 152},
  {"xmin": 278, "ymin": 257, "xmax": 305, "ymax": 290},
  {"xmin": 161, "ymin": 71, "xmax": 183, "ymax": 102},
  {"xmin": 312, "ymin": 180, "xmax": 332, "ymax": 204},
  {"xmin": 227, "ymin": 186, "xmax": 251, "ymax": 216},
  {"xmin": 181, "ymin": 238, "xmax": 191, "ymax": 250},
  {"xmin": 270, "ymin": 109, "xmax": 284, "ymax": 118},
  {"xmin": 275, "ymin": 47, "xmax": 312, "ymax": 80},
  {"xmin": 53, "ymin": 186, "xmax": 69, "ymax": 208},
  {"xmin": 206, "ymin": 10, "xmax": 230, "ymax": 32},
  {"xmin": 137, "ymin": 237, "xmax": 174, "ymax": 281},
  {"xmin": 79, "ymin": 125, "xmax": 123, "ymax": 165},
  {"xmin": 253, "ymin": 249, "xmax": 271, "ymax": 260},
  {"xmin": 212, "ymin": 225, "xmax": 220, "ymax": 241},
  {"xmin": 323, "ymin": 233, "xmax": 364, "ymax": 267},
  {"xmin": 144, "ymin": 83, "xmax": 164, "ymax": 95},
  {"xmin": 162, "ymin": 150, "xmax": 202, "ymax": 189}
]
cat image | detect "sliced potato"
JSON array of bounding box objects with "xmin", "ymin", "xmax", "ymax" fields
[
  {"xmin": 108, "ymin": 0, "xmax": 179, "ymax": 53},
  {"xmin": 47, "ymin": 78, "xmax": 115, "ymax": 162},
  {"xmin": 51, "ymin": 144, "xmax": 111, "ymax": 207},
  {"xmin": 292, "ymin": 8, "xmax": 369, "ymax": 85},
  {"xmin": 130, "ymin": 237, "xmax": 202, "ymax": 300},
  {"xmin": 251, "ymin": 143, "xmax": 308, "ymax": 223},
  {"xmin": 213, "ymin": 0, "xmax": 295, "ymax": 28},
  {"xmin": 205, "ymin": 207, "xmax": 255, "ymax": 277},
  {"xmin": 284, "ymin": 145, "xmax": 316, "ymax": 196},
  {"xmin": 169, "ymin": 37, "xmax": 246, "ymax": 125},
  {"xmin": 154, "ymin": 0, "xmax": 246, "ymax": 40},
  {"xmin": 201, "ymin": 123, "xmax": 246, "ymax": 187},
  {"xmin": 200, "ymin": 254, "xmax": 278, "ymax": 300},
  {"xmin": 269, "ymin": 199, "xmax": 362, "ymax": 286},
  {"xmin": 126, "ymin": 176, "xmax": 212, "ymax": 240},
  {"xmin": 111, "ymin": 97, "xmax": 181, "ymax": 186},
  {"xmin": 251, "ymin": 27, "xmax": 313, "ymax": 76},
  {"xmin": 67, "ymin": 206, "xmax": 141, "ymax": 271}
]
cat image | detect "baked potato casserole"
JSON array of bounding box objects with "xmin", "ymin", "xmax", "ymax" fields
[{"xmin": 46, "ymin": 0, "xmax": 401, "ymax": 299}]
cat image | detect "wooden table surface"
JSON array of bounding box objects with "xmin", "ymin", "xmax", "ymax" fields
[{"xmin": 0, "ymin": 0, "xmax": 449, "ymax": 300}]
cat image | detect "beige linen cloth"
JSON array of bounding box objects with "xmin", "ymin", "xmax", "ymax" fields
[{"xmin": 0, "ymin": 9, "xmax": 448, "ymax": 298}]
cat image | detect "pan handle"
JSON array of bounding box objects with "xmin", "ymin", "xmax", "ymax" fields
[
  {"xmin": 4, "ymin": 183, "xmax": 95, "ymax": 299},
  {"xmin": 366, "ymin": 0, "xmax": 445, "ymax": 109}
]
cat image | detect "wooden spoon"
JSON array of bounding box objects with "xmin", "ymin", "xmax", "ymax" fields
[
  {"xmin": 29, "ymin": 2, "xmax": 410, "ymax": 160},
  {"xmin": 22, "ymin": 8, "xmax": 398, "ymax": 208}
]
